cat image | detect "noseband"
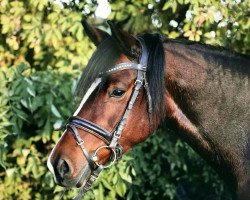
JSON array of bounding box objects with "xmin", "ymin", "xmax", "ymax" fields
[{"xmin": 66, "ymin": 37, "xmax": 152, "ymax": 199}]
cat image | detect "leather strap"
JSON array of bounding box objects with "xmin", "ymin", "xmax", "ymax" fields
[
  {"xmin": 137, "ymin": 37, "xmax": 153, "ymax": 132},
  {"xmin": 100, "ymin": 63, "xmax": 146, "ymax": 75},
  {"xmin": 69, "ymin": 116, "xmax": 112, "ymax": 144},
  {"xmin": 110, "ymin": 68, "xmax": 144, "ymax": 147},
  {"xmin": 73, "ymin": 166, "xmax": 103, "ymax": 200},
  {"xmin": 66, "ymin": 124, "xmax": 96, "ymax": 170}
]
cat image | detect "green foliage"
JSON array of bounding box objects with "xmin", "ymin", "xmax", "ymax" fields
[
  {"xmin": 0, "ymin": 63, "xmax": 77, "ymax": 199},
  {"xmin": 0, "ymin": 0, "xmax": 249, "ymax": 199},
  {"xmin": 109, "ymin": 0, "xmax": 250, "ymax": 54},
  {"xmin": 0, "ymin": 0, "xmax": 94, "ymax": 70}
]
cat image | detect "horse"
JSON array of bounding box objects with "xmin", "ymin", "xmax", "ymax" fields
[{"xmin": 47, "ymin": 21, "xmax": 250, "ymax": 199}]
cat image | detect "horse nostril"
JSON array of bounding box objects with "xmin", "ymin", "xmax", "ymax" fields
[{"xmin": 57, "ymin": 159, "xmax": 71, "ymax": 179}]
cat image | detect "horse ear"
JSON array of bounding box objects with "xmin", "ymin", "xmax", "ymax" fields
[
  {"xmin": 107, "ymin": 21, "xmax": 140, "ymax": 59},
  {"xmin": 82, "ymin": 20, "xmax": 110, "ymax": 46}
]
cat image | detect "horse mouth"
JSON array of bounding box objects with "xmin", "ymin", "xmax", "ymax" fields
[{"xmin": 75, "ymin": 176, "xmax": 87, "ymax": 188}]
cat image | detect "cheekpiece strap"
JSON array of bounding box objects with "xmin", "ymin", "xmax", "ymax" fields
[
  {"xmin": 109, "ymin": 37, "xmax": 152, "ymax": 147},
  {"xmin": 137, "ymin": 37, "xmax": 153, "ymax": 132},
  {"xmin": 137, "ymin": 37, "xmax": 149, "ymax": 66}
]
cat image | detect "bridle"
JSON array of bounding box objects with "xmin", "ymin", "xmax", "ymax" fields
[
  {"xmin": 65, "ymin": 37, "xmax": 153, "ymax": 199},
  {"xmin": 65, "ymin": 37, "xmax": 152, "ymax": 199}
]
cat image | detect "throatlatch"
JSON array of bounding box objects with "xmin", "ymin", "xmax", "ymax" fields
[{"xmin": 65, "ymin": 37, "xmax": 153, "ymax": 200}]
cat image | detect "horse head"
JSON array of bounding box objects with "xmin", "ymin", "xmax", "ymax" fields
[{"xmin": 47, "ymin": 21, "xmax": 165, "ymax": 191}]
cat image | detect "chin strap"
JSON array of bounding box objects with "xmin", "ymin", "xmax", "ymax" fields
[{"xmin": 73, "ymin": 166, "xmax": 103, "ymax": 200}]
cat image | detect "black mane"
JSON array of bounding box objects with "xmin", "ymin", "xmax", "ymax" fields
[
  {"xmin": 140, "ymin": 33, "xmax": 166, "ymax": 119},
  {"xmin": 76, "ymin": 33, "xmax": 166, "ymax": 121},
  {"xmin": 76, "ymin": 36, "xmax": 120, "ymax": 98}
]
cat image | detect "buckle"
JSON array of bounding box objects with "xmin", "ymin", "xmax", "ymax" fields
[
  {"xmin": 137, "ymin": 64, "xmax": 147, "ymax": 71},
  {"xmin": 115, "ymin": 144, "xmax": 123, "ymax": 160},
  {"xmin": 77, "ymin": 140, "xmax": 84, "ymax": 146},
  {"xmin": 134, "ymin": 79, "xmax": 143, "ymax": 86},
  {"xmin": 114, "ymin": 131, "xmax": 121, "ymax": 138}
]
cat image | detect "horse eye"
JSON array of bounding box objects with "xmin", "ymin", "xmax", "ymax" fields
[{"xmin": 110, "ymin": 89, "xmax": 125, "ymax": 98}]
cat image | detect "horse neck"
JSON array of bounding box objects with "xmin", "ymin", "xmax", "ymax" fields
[{"xmin": 163, "ymin": 40, "xmax": 250, "ymax": 196}]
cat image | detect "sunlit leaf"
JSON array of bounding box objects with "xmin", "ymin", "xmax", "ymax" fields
[{"xmin": 51, "ymin": 104, "xmax": 61, "ymax": 118}]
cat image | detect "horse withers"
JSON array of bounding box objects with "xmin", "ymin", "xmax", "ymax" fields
[{"xmin": 47, "ymin": 21, "xmax": 250, "ymax": 199}]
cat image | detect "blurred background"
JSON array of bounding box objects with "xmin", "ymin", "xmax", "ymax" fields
[{"xmin": 0, "ymin": 0, "xmax": 249, "ymax": 199}]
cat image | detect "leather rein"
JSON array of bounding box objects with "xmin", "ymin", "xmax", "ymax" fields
[{"xmin": 65, "ymin": 37, "xmax": 152, "ymax": 199}]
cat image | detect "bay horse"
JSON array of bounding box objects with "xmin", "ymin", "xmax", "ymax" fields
[{"xmin": 47, "ymin": 21, "xmax": 250, "ymax": 199}]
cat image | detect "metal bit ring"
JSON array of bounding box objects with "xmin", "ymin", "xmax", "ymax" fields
[{"xmin": 92, "ymin": 146, "xmax": 117, "ymax": 169}]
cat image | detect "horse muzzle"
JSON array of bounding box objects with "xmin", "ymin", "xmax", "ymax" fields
[{"xmin": 47, "ymin": 156, "xmax": 92, "ymax": 188}]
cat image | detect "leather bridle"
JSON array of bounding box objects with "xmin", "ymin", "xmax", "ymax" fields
[{"xmin": 65, "ymin": 37, "xmax": 153, "ymax": 199}]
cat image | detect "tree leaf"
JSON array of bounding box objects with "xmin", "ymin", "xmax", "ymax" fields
[
  {"xmin": 51, "ymin": 104, "xmax": 61, "ymax": 118},
  {"xmin": 27, "ymin": 87, "xmax": 36, "ymax": 97}
]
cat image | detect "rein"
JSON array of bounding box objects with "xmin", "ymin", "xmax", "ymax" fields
[{"xmin": 65, "ymin": 37, "xmax": 152, "ymax": 199}]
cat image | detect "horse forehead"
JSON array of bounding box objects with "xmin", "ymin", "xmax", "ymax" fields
[
  {"xmin": 109, "ymin": 70, "xmax": 136, "ymax": 83},
  {"xmin": 114, "ymin": 54, "xmax": 132, "ymax": 64},
  {"xmin": 106, "ymin": 53, "xmax": 138, "ymax": 82}
]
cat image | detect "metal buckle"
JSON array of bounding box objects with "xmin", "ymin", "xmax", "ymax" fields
[
  {"xmin": 114, "ymin": 131, "xmax": 121, "ymax": 139},
  {"xmin": 115, "ymin": 144, "xmax": 123, "ymax": 160},
  {"xmin": 77, "ymin": 140, "xmax": 84, "ymax": 146},
  {"xmin": 134, "ymin": 79, "xmax": 143, "ymax": 85}
]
